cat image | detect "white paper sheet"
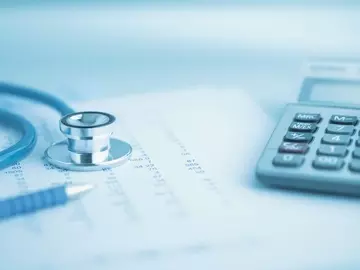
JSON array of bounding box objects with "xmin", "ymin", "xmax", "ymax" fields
[{"xmin": 1, "ymin": 89, "xmax": 360, "ymax": 270}]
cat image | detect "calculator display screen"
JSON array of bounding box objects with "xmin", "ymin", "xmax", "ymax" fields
[{"xmin": 310, "ymin": 81, "xmax": 360, "ymax": 104}]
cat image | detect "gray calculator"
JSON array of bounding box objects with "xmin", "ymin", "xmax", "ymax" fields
[{"xmin": 256, "ymin": 63, "xmax": 360, "ymax": 196}]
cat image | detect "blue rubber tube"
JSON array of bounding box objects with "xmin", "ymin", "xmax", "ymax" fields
[
  {"xmin": 0, "ymin": 82, "xmax": 75, "ymax": 169},
  {"xmin": 0, "ymin": 82, "xmax": 74, "ymax": 116}
]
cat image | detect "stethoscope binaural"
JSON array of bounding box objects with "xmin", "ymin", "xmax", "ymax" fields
[{"xmin": 0, "ymin": 82, "xmax": 132, "ymax": 172}]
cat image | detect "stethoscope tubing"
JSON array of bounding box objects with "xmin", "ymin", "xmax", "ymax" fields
[
  {"xmin": 0, "ymin": 82, "xmax": 75, "ymax": 169},
  {"xmin": 0, "ymin": 109, "xmax": 37, "ymax": 170},
  {"xmin": 0, "ymin": 82, "xmax": 75, "ymax": 116}
]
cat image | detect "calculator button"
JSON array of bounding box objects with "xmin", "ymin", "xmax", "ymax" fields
[
  {"xmin": 330, "ymin": 115, "xmax": 358, "ymax": 125},
  {"xmin": 317, "ymin": 145, "xmax": 348, "ymax": 157},
  {"xmin": 284, "ymin": 132, "xmax": 313, "ymax": 143},
  {"xmin": 353, "ymin": 148, "xmax": 360, "ymax": 159},
  {"xmin": 321, "ymin": 134, "xmax": 351, "ymax": 145},
  {"xmin": 278, "ymin": 142, "xmax": 309, "ymax": 154},
  {"xmin": 294, "ymin": 113, "xmax": 321, "ymax": 123},
  {"xmin": 273, "ymin": 154, "xmax": 304, "ymax": 167},
  {"xmin": 288, "ymin": 122, "xmax": 317, "ymax": 133},
  {"xmin": 349, "ymin": 160, "xmax": 360, "ymax": 172},
  {"xmin": 326, "ymin": 124, "xmax": 354, "ymax": 135},
  {"xmin": 312, "ymin": 156, "xmax": 344, "ymax": 170}
]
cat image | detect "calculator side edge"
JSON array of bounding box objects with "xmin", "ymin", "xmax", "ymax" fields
[
  {"xmin": 255, "ymin": 104, "xmax": 292, "ymax": 182},
  {"xmin": 255, "ymin": 169, "xmax": 360, "ymax": 196}
]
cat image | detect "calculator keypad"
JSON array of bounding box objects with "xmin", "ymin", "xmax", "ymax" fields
[
  {"xmin": 273, "ymin": 111, "xmax": 360, "ymax": 171},
  {"xmin": 256, "ymin": 105, "xmax": 360, "ymax": 196},
  {"xmin": 274, "ymin": 113, "xmax": 320, "ymax": 168}
]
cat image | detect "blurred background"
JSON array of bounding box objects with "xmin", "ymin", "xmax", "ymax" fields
[{"xmin": 1, "ymin": 0, "xmax": 360, "ymax": 115}]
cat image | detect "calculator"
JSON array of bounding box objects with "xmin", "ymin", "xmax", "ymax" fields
[{"xmin": 256, "ymin": 61, "xmax": 360, "ymax": 196}]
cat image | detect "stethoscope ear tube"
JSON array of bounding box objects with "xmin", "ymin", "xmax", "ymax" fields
[
  {"xmin": 0, "ymin": 82, "xmax": 75, "ymax": 116},
  {"xmin": 0, "ymin": 109, "xmax": 37, "ymax": 169},
  {"xmin": 0, "ymin": 81, "xmax": 75, "ymax": 170}
]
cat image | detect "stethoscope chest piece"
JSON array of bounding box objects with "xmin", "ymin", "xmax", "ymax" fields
[{"xmin": 44, "ymin": 111, "xmax": 132, "ymax": 171}]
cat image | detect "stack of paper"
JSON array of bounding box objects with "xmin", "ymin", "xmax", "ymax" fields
[{"xmin": 0, "ymin": 88, "xmax": 360, "ymax": 270}]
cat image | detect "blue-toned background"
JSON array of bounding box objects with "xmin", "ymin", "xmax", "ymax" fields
[
  {"xmin": 1, "ymin": 1, "xmax": 360, "ymax": 118},
  {"xmin": 1, "ymin": 1, "xmax": 360, "ymax": 269}
]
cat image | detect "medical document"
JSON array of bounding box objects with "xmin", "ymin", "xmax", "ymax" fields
[{"xmin": 1, "ymin": 89, "xmax": 360, "ymax": 270}]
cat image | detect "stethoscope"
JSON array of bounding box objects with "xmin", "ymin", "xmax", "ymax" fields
[{"xmin": 0, "ymin": 82, "xmax": 132, "ymax": 172}]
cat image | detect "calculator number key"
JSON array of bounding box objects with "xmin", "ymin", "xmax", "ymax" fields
[
  {"xmin": 326, "ymin": 124, "xmax": 354, "ymax": 135},
  {"xmin": 279, "ymin": 142, "xmax": 309, "ymax": 154},
  {"xmin": 355, "ymin": 139, "xmax": 360, "ymax": 147},
  {"xmin": 284, "ymin": 132, "xmax": 313, "ymax": 143},
  {"xmin": 353, "ymin": 148, "xmax": 360, "ymax": 159},
  {"xmin": 313, "ymin": 156, "xmax": 344, "ymax": 170},
  {"xmin": 349, "ymin": 160, "xmax": 360, "ymax": 172},
  {"xmin": 273, "ymin": 154, "xmax": 304, "ymax": 167},
  {"xmin": 294, "ymin": 113, "xmax": 321, "ymax": 123},
  {"xmin": 321, "ymin": 134, "xmax": 351, "ymax": 145},
  {"xmin": 330, "ymin": 115, "xmax": 357, "ymax": 125},
  {"xmin": 317, "ymin": 145, "xmax": 347, "ymax": 157},
  {"xmin": 288, "ymin": 122, "xmax": 317, "ymax": 133}
]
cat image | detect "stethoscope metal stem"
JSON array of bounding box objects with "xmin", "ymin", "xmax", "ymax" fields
[{"xmin": 60, "ymin": 111, "xmax": 115, "ymax": 165}]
